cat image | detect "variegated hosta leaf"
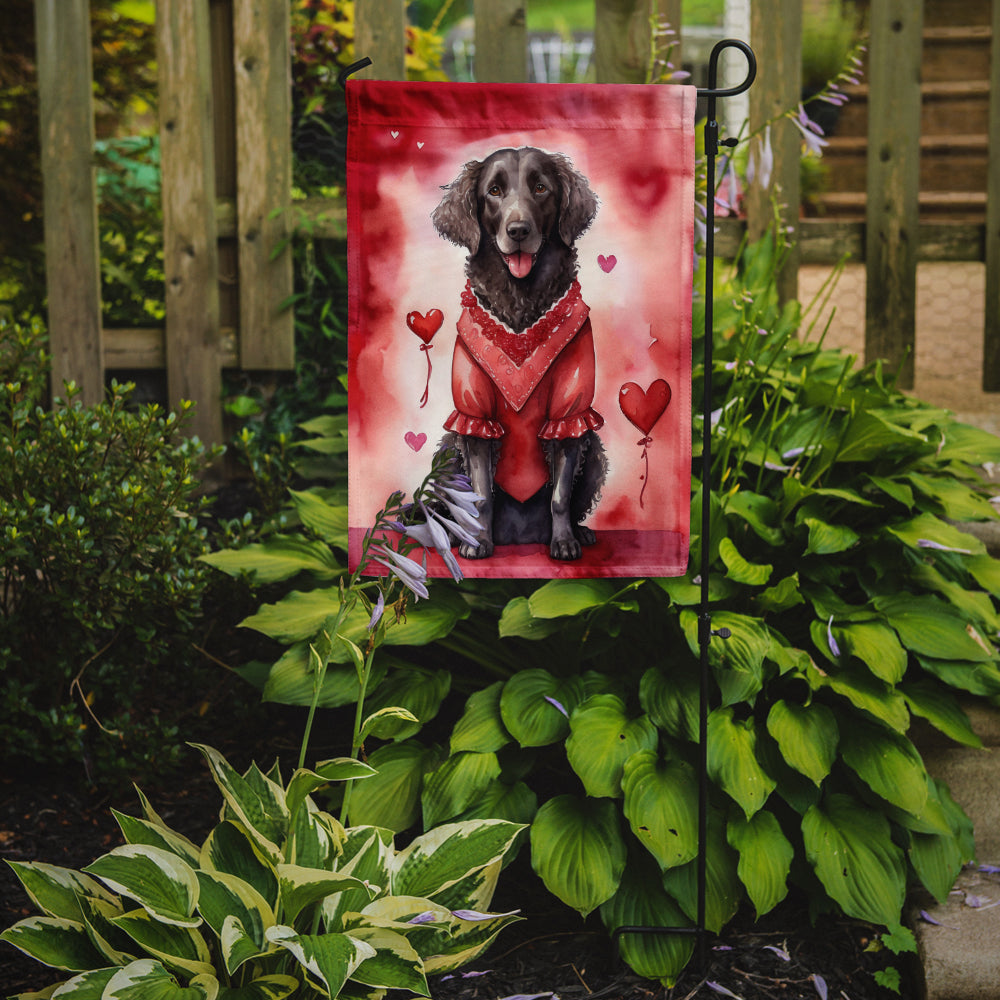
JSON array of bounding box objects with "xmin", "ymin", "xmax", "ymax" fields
[
  {"xmin": 200, "ymin": 822, "xmax": 278, "ymax": 910},
  {"xmin": 565, "ymin": 695, "xmax": 658, "ymax": 799},
  {"xmin": 195, "ymin": 871, "xmax": 274, "ymax": 974},
  {"xmin": 707, "ymin": 707, "xmax": 776, "ymax": 819},
  {"xmin": 285, "ymin": 760, "xmax": 375, "ymax": 823},
  {"xmin": 765, "ymin": 700, "xmax": 838, "ymax": 786},
  {"xmin": 265, "ymin": 926, "xmax": 375, "ymax": 998},
  {"xmin": 45, "ymin": 966, "xmax": 118, "ymax": 997},
  {"xmin": 110, "ymin": 908, "xmax": 214, "ymax": 979},
  {"xmin": 499, "ymin": 669, "xmax": 585, "ymax": 747},
  {"xmin": 423, "ymin": 859, "xmax": 501, "ymax": 916},
  {"xmin": 802, "ymin": 793, "xmax": 906, "ymax": 926},
  {"xmin": 214, "ymin": 975, "xmax": 299, "ymax": 1000},
  {"xmin": 276, "ymin": 864, "xmax": 376, "ymax": 925},
  {"xmin": 0, "ymin": 916, "xmax": 107, "ymax": 971},
  {"xmin": 4, "ymin": 861, "xmax": 118, "ymax": 922},
  {"xmin": 112, "ymin": 811, "xmax": 202, "ymax": 868},
  {"xmin": 450, "ymin": 682, "xmax": 511, "ymax": 754},
  {"xmin": 391, "ymin": 820, "xmax": 524, "ymax": 901},
  {"xmin": 727, "ymin": 810, "xmax": 793, "ymax": 917},
  {"xmin": 191, "ymin": 745, "xmax": 288, "ymax": 863},
  {"xmin": 529, "ymin": 795, "xmax": 626, "ymax": 917},
  {"xmin": 421, "ymin": 751, "xmax": 502, "ymax": 829},
  {"xmin": 347, "ymin": 740, "xmax": 442, "ymax": 832},
  {"xmin": 344, "ymin": 926, "xmax": 429, "ymax": 995},
  {"xmin": 838, "ymin": 718, "xmax": 929, "ymax": 817},
  {"xmin": 323, "ymin": 829, "xmax": 393, "ymax": 931},
  {"xmin": 421, "ymin": 906, "xmax": 523, "ymax": 975},
  {"xmin": 83, "ymin": 845, "xmax": 200, "ymax": 928},
  {"xmin": 621, "ymin": 751, "xmax": 699, "ymax": 871},
  {"xmin": 77, "ymin": 894, "xmax": 136, "ymax": 966},
  {"xmin": 102, "ymin": 958, "xmax": 218, "ymax": 999},
  {"xmin": 288, "ymin": 802, "xmax": 343, "ymax": 870},
  {"xmin": 599, "ymin": 854, "xmax": 694, "ymax": 987}
]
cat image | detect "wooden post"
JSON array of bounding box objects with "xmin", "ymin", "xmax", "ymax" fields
[
  {"xmin": 354, "ymin": 0, "xmax": 407, "ymax": 80},
  {"xmin": 864, "ymin": 0, "xmax": 923, "ymax": 389},
  {"xmin": 233, "ymin": 0, "xmax": 294, "ymax": 369},
  {"xmin": 474, "ymin": 0, "xmax": 526, "ymax": 82},
  {"xmin": 983, "ymin": 0, "xmax": 1000, "ymax": 390},
  {"xmin": 34, "ymin": 0, "xmax": 104, "ymax": 405},
  {"xmin": 594, "ymin": 0, "xmax": 653, "ymax": 84},
  {"xmin": 746, "ymin": 0, "xmax": 801, "ymax": 305},
  {"xmin": 157, "ymin": 0, "xmax": 223, "ymax": 444}
]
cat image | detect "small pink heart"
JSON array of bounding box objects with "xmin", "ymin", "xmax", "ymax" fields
[
  {"xmin": 598, "ymin": 254, "xmax": 617, "ymax": 273},
  {"xmin": 405, "ymin": 431, "xmax": 427, "ymax": 452}
]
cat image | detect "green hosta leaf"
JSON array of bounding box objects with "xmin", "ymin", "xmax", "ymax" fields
[
  {"xmin": 966, "ymin": 553, "xmax": 1000, "ymax": 597},
  {"xmin": 765, "ymin": 700, "xmax": 838, "ymax": 786},
  {"xmin": 530, "ymin": 795, "xmax": 626, "ymax": 917},
  {"xmin": 288, "ymin": 489, "xmax": 348, "ymax": 545},
  {"xmin": 285, "ymin": 759, "xmax": 376, "ymax": 822},
  {"xmin": 599, "ymin": 853, "xmax": 694, "ymax": 987},
  {"xmin": 191, "ymin": 746, "xmax": 287, "ymax": 862},
  {"xmin": 499, "ymin": 670, "xmax": 584, "ymax": 747},
  {"xmin": 935, "ymin": 421, "xmax": 1000, "ymax": 464},
  {"xmin": 639, "ymin": 664, "xmax": 699, "ymax": 742},
  {"xmin": 0, "ymin": 916, "xmax": 107, "ymax": 971},
  {"xmin": 755, "ymin": 573, "xmax": 804, "ymax": 614},
  {"xmin": 885, "ymin": 512, "xmax": 985, "ymax": 556},
  {"xmin": 839, "ymin": 718, "xmax": 929, "ymax": 816},
  {"xmin": 835, "ymin": 621, "xmax": 907, "ymax": 684},
  {"xmin": 393, "ymin": 820, "xmax": 524, "ymax": 900},
  {"xmin": 909, "ymin": 827, "xmax": 965, "ymax": 905},
  {"xmin": 809, "ymin": 661, "xmax": 910, "ymax": 732},
  {"xmin": 661, "ymin": 810, "xmax": 741, "ymax": 933},
  {"xmin": 345, "ymin": 926, "xmax": 428, "ymax": 994},
  {"xmin": 874, "ymin": 594, "xmax": 995, "ymax": 662},
  {"xmin": 727, "ymin": 811, "xmax": 793, "ymax": 917},
  {"xmin": 103, "ymin": 959, "xmax": 218, "ymax": 1000},
  {"xmin": 83, "ymin": 846, "xmax": 200, "ymax": 928},
  {"xmin": 5, "ymin": 862, "xmax": 118, "ymax": 922},
  {"xmin": 566, "ymin": 695, "xmax": 658, "ymax": 798},
  {"xmin": 906, "ymin": 472, "xmax": 998, "ymax": 522},
  {"xmin": 200, "ymin": 822, "xmax": 278, "ymax": 910},
  {"xmin": 216, "ymin": 976, "xmax": 299, "ymax": 1000},
  {"xmin": 111, "ymin": 908, "xmax": 214, "ymax": 978},
  {"xmin": 680, "ymin": 610, "xmax": 770, "ymax": 706},
  {"xmin": 265, "ymin": 926, "xmax": 375, "ymax": 997},
  {"xmin": 916, "ymin": 655, "xmax": 1000, "ymax": 697},
  {"xmin": 421, "ymin": 751, "xmax": 502, "ymax": 828},
  {"xmin": 803, "ymin": 517, "xmax": 859, "ymax": 556},
  {"xmin": 718, "ymin": 537, "xmax": 772, "ymax": 585},
  {"xmin": 112, "ymin": 812, "xmax": 201, "ymax": 868},
  {"xmin": 901, "ymin": 680, "xmax": 982, "ymax": 748},
  {"xmin": 450, "ymin": 682, "xmax": 511, "ymax": 753},
  {"xmin": 835, "ymin": 410, "xmax": 927, "ymax": 463},
  {"xmin": 453, "ymin": 779, "xmax": 538, "ymax": 827},
  {"xmin": 621, "ymin": 751, "xmax": 698, "ymax": 871},
  {"xmin": 362, "ymin": 667, "xmax": 451, "ymax": 740},
  {"xmin": 866, "ymin": 474, "xmax": 914, "ymax": 509},
  {"xmin": 724, "ymin": 490, "xmax": 784, "ymax": 545},
  {"xmin": 359, "ymin": 706, "xmax": 421, "ymax": 742},
  {"xmin": 200, "ymin": 535, "xmax": 341, "ymax": 583},
  {"xmin": 260, "ymin": 643, "xmax": 387, "ymax": 709},
  {"xmin": 277, "ymin": 865, "xmax": 374, "ymax": 925},
  {"xmin": 195, "ymin": 871, "xmax": 273, "ymax": 974},
  {"xmin": 655, "ymin": 573, "xmax": 737, "ymax": 606},
  {"xmin": 526, "ymin": 579, "xmax": 619, "ymax": 617},
  {"xmin": 802, "ymin": 793, "xmax": 906, "ymax": 926},
  {"xmin": 707, "ymin": 708, "xmax": 776, "ymax": 819},
  {"xmin": 347, "ymin": 740, "xmax": 442, "ymax": 832},
  {"xmin": 497, "ymin": 596, "xmax": 564, "ymax": 639},
  {"xmin": 911, "ymin": 562, "xmax": 1000, "ymax": 633}
]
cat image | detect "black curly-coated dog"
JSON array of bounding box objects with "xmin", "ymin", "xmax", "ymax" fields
[{"xmin": 433, "ymin": 146, "xmax": 607, "ymax": 561}]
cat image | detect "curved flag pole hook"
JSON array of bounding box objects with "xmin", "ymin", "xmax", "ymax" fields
[
  {"xmin": 338, "ymin": 57, "xmax": 373, "ymax": 89},
  {"xmin": 613, "ymin": 38, "xmax": 756, "ymax": 974}
]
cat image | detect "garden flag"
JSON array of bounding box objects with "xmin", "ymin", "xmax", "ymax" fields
[{"xmin": 347, "ymin": 80, "xmax": 696, "ymax": 578}]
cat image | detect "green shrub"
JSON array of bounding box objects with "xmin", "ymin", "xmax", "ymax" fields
[{"xmin": 0, "ymin": 317, "xmax": 220, "ymax": 783}]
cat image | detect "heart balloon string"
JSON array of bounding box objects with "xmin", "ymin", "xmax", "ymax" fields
[
  {"xmin": 619, "ymin": 379, "xmax": 672, "ymax": 509},
  {"xmin": 406, "ymin": 308, "xmax": 443, "ymax": 408}
]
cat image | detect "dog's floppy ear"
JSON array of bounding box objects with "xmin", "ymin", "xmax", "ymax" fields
[
  {"xmin": 432, "ymin": 159, "xmax": 483, "ymax": 253},
  {"xmin": 552, "ymin": 154, "xmax": 598, "ymax": 246}
]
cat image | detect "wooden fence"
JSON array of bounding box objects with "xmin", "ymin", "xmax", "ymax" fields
[{"xmin": 33, "ymin": 0, "xmax": 1000, "ymax": 445}]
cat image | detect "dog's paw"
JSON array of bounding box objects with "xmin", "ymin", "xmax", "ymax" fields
[
  {"xmin": 550, "ymin": 535, "xmax": 582, "ymax": 561},
  {"xmin": 460, "ymin": 537, "xmax": 494, "ymax": 560},
  {"xmin": 575, "ymin": 524, "xmax": 596, "ymax": 547}
]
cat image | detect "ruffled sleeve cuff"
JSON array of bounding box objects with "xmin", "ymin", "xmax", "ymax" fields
[
  {"xmin": 444, "ymin": 410, "xmax": 505, "ymax": 438},
  {"xmin": 538, "ymin": 407, "xmax": 604, "ymax": 440}
]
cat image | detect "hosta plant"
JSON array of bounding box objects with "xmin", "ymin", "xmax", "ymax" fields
[{"xmin": 1, "ymin": 744, "xmax": 523, "ymax": 999}]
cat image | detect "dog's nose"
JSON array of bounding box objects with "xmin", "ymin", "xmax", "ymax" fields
[{"xmin": 506, "ymin": 220, "xmax": 530, "ymax": 243}]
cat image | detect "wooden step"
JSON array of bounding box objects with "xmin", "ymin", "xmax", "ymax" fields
[
  {"xmin": 813, "ymin": 190, "xmax": 987, "ymax": 222},
  {"xmin": 922, "ymin": 25, "xmax": 993, "ymax": 83},
  {"xmin": 922, "ymin": 0, "xmax": 992, "ymax": 28}
]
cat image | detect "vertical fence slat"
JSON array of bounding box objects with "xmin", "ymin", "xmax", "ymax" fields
[
  {"xmin": 474, "ymin": 0, "xmax": 526, "ymax": 82},
  {"xmin": 983, "ymin": 0, "xmax": 1000, "ymax": 390},
  {"xmin": 34, "ymin": 0, "xmax": 103, "ymax": 405},
  {"xmin": 864, "ymin": 0, "xmax": 923, "ymax": 389},
  {"xmin": 355, "ymin": 0, "xmax": 406, "ymax": 80},
  {"xmin": 233, "ymin": 0, "xmax": 294, "ymax": 370},
  {"xmin": 594, "ymin": 0, "xmax": 652, "ymax": 84},
  {"xmin": 157, "ymin": 0, "xmax": 222, "ymax": 445},
  {"xmin": 746, "ymin": 0, "xmax": 801, "ymax": 304}
]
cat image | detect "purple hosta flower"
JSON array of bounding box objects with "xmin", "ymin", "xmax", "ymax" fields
[
  {"xmin": 747, "ymin": 124, "xmax": 774, "ymax": 190},
  {"xmin": 451, "ymin": 908, "xmax": 521, "ymax": 921},
  {"xmin": 367, "ymin": 590, "xmax": 385, "ymax": 631},
  {"xmin": 370, "ymin": 544, "xmax": 429, "ymax": 600},
  {"xmin": 919, "ymin": 909, "xmax": 958, "ymax": 929},
  {"xmin": 544, "ymin": 695, "xmax": 569, "ymax": 718},
  {"xmin": 407, "ymin": 911, "xmax": 438, "ymax": 925},
  {"xmin": 496, "ymin": 994, "xmax": 557, "ymax": 1000},
  {"xmin": 917, "ymin": 538, "xmax": 973, "ymax": 555},
  {"xmin": 763, "ymin": 944, "xmax": 791, "ymax": 962},
  {"xmin": 441, "ymin": 970, "xmax": 493, "ymax": 982},
  {"xmin": 715, "ymin": 158, "xmax": 741, "ymax": 215},
  {"xmin": 707, "ymin": 983, "xmax": 742, "ymax": 999},
  {"xmin": 791, "ymin": 104, "xmax": 829, "ymax": 157},
  {"xmin": 827, "ymin": 615, "xmax": 842, "ymax": 658},
  {"xmin": 812, "ymin": 974, "xmax": 828, "ymax": 1000},
  {"xmin": 979, "ymin": 864, "xmax": 1000, "ymax": 874}
]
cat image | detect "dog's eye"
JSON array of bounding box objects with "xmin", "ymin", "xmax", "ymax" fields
[
  {"xmin": 487, "ymin": 183, "xmax": 502, "ymax": 197},
  {"xmin": 534, "ymin": 183, "xmax": 548, "ymax": 194}
]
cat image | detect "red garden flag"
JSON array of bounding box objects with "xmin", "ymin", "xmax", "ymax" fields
[{"xmin": 347, "ymin": 81, "xmax": 696, "ymax": 579}]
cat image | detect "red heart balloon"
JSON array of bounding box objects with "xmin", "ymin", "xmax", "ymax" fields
[
  {"xmin": 406, "ymin": 308, "xmax": 444, "ymax": 344},
  {"xmin": 619, "ymin": 379, "xmax": 672, "ymax": 435}
]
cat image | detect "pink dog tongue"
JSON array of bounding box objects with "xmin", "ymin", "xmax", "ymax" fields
[{"xmin": 505, "ymin": 251, "xmax": 534, "ymax": 278}]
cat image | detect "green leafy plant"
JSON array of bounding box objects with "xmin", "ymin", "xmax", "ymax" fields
[
  {"xmin": 0, "ymin": 317, "xmax": 220, "ymax": 783},
  {"xmin": 1, "ymin": 743, "xmax": 524, "ymax": 998}
]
